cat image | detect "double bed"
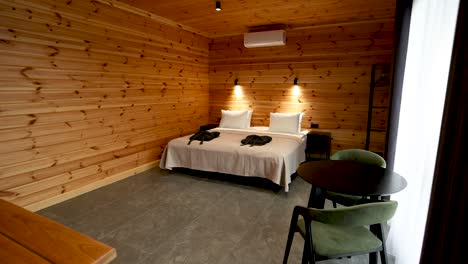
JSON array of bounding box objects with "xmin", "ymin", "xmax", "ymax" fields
[{"xmin": 159, "ymin": 127, "xmax": 307, "ymax": 191}]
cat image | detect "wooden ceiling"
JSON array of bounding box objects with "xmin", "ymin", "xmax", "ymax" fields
[{"xmin": 117, "ymin": 0, "xmax": 396, "ymax": 37}]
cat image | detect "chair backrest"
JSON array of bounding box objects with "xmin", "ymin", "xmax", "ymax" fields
[
  {"xmin": 307, "ymin": 200, "xmax": 398, "ymax": 227},
  {"xmin": 331, "ymin": 149, "xmax": 386, "ymax": 168}
]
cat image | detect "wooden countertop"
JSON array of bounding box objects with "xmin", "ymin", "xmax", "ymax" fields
[{"xmin": 0, "ymin": 199, "xmax": 116, "ymax": 264}]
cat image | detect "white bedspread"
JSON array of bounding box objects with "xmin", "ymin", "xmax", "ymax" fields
[{"xmin": 159, "ymin": 127, "xmax": 306, "ymax": 191}]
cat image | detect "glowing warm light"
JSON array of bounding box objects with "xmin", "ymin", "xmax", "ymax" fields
[
  {"xmin": 234, "ymin": 85, "xmax": 243, "ymax": 98},
  {"xmin": 292, "ymin": 85, "xmax": 301, "ymax": 97}
]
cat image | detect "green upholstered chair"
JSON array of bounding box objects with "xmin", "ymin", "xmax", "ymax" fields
[
  {"xmin": 328, "ymin": 149, "xmax": 387, "ymax": 207},
  {"xmin": 283, "ymin": 200, "xmax": 398, "ymax": 264}
]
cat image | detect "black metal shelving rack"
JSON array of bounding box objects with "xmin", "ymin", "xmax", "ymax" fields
[{"xmin": 365, "ymin": 64, "xmax": 391, "ymax": 156}]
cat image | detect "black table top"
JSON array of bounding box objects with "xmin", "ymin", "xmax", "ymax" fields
[{"xmin": 297, "ymin": 160, "xmax": 407, "ymax": 196}]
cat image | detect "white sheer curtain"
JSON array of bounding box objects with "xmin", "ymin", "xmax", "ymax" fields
[{"xmin": 386, "ymin": 0, "xmax": 460, "ymax": 263}]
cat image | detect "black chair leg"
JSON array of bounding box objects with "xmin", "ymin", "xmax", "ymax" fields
[
  {"xmin": 380, "ymin": 249, "xmax": 388, "ymax": 264},
  {"xmin": 369, "ymin": 252, "xmax": 377, "ymax": 264},
  {"xmin": 302, "ymin": 242, "xmax": 309, "ymax": 264},
  {"xmin": 283, "ymin": 224, "xmax": 296, "ymax": 264},
  {"xmin": 303, "ymin": 221, "xmax": 315, "ymax": 264},
  {"xmin": 376, "ymin": 224, "xmax": 388, "ymax": 264},
  {"xmin": 370, "ymin": 223, "xmax": 388, "ymax": 264}
]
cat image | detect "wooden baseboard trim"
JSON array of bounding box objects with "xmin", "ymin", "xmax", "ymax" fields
[{"xmin": 25, "ymin": 160, "xmax": 160, "ymax": 212}]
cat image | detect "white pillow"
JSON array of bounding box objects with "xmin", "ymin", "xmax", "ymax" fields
[
  {"xmin": 219, "ymin": 110, "xmax": 252, "ymax": 129},
  {"xmin": 269, "ymin": 112, "xmax": 304, "ymax": 134},
  {"xmin": 249, "ymin": 126, "xmax": 268, "ymax": 132},
  {"xmin": 246, "ymin": 110, "xmax": 252, "ymax": 128}
]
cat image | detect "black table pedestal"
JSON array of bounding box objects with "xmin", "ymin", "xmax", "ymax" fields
[{"xmin": 307, "ymin": 186, "xmax": 326, "ymax": 209}]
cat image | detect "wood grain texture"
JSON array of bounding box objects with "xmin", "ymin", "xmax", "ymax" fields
[
  {"xmin": 0, "ymin": 0, "xmax": 394, "ymax": 208},
  {"xmin": 0, "ymin": 233, "xmax": 51, "ymax": 264},
  {"xmin": 24, "ymin": 160, "xmax": 159, "ymax": 212},
  {"xmin": 0, "ymin": 0, "xmax": 209, "ymax": 208},
  {"xmin": 95, "ymin": 0, "xmax": 209, "ymax": 37},
  {"xmin": 118, "ymin": 0, "xmax": 396, "ymax": 37},
  {"xmin": 0, "ymin": 199, "xmax": 116, "ymax": 263},
  {"xmin": 209, "ymin": 20, "xmax": 394, "ymax": 153}
]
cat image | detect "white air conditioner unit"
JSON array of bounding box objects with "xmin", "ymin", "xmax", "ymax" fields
[{"xmin": 244, "ymin": 30, "xmax": 286, "ymax": 48}]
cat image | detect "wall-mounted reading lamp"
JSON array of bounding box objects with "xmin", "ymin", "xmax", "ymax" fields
[
  {"xmin": 234, "ymin": 78, "xmax": 242, "ymax": 98},
  {"xmin": 292, "ymin": 77, "xmax": 300, "ymax": 98},
  {"xmin": 216, "ymin": 1, "xmax": 221, "ymax": 11}
]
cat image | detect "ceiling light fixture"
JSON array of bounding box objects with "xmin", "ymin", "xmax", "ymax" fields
[
  {"xmin": 234, "ymin": 78, "xmax": 238, "ymax": 85},
  {"xmin": 215, "ymin": 1, "xmax": 221, "ymax": 11},
  {"xmin": 294, "ymin": 77, "xmax": 298, "ymax": 85}
]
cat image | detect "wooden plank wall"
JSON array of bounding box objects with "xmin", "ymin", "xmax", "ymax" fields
[
  {"xmin": 0, "ymin": 0, "xmax": 209, "ymax": 209},
  {"xmin": 209, "ymin": 20, "xmax": 394, "ymax": 152}
]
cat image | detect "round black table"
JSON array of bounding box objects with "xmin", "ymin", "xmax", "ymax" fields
[{"xmin": 297, "ymin": 160, "xmax": 407, "ymax": 208}]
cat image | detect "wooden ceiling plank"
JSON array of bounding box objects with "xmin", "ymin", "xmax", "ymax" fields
[
  {"xmin": 116, "ymin": 0, "xmax": 395, "ymax": 37},
  {"xmin": 96, "ymin": 0, "xmax": 211, "ymax": 37}
]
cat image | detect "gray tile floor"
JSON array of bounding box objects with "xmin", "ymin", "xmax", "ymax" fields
[{"xmin": 39, "ymin": 167, "xmax": 369, "ymax": 264}]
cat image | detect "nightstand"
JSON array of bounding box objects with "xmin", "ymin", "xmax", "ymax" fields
[
  {"xmin": 305, "ymin": 131, "xmax": 332, "ymax": 161},
  {"xmin": 199, "ymin": 124, "xmax": 218, "ymax": 131}
]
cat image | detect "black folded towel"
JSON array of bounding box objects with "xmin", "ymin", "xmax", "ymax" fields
[
  {"xmin": 241, "ymin": 135, "xmax": 272, "ymax": 147},
  {"xmin": 188, "ymin": 131, "xmax": 220, "ymax": 145}
]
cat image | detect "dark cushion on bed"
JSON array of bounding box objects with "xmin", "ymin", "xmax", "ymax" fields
[
  {"xmin": 188, "ymin": 131, "xmax": 220, "ymax": 145},
  {"xmin": 240, "ymin": 135, "xmax": 272, "ymax": 146}
]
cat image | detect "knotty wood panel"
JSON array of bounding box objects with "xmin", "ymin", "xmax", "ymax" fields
[
  {"xmin": 119, "ymin": 0, "xmax": 396, "ymax": 37},
  {"xmin": 0, "ymin": 233, "xmax": 50, "ymax": 264},
  {"xmin": 0, "ymin": 199, "xmax": 116, "ymax": 263},
  {"xmin": 209, "ymin": 20, "xmax": 394, "ymax": 153},
  {"xmin": 0, "ymin": 0, "xmax": 209, "ymax": 208}
]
